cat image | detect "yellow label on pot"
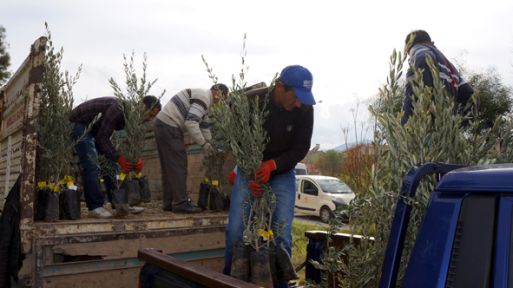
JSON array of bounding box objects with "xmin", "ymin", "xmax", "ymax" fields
[
  {"xmin": 60, "ymin": 175, "xmax": 74, "ymax": 185},
  {"xmin": 211, "ymin": 180, "xmax": 219, "ymax": 187},
  {"xmin": 48, "ymin": 184, "xmax": 60, "ymax": 193},
  {"xmin": 37, "ymin": 181, "xmax": 47, "ymax": 189},
  {"xmin": 257, "ymin": 229, "xmax": 274, "ymax": 240}
]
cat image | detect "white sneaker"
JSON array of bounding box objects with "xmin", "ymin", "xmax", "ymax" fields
[
  {"xmin": 88, "ymin": 207, "xmax": 113, "ymax": 218},
  {"xmin": 128, "ymin": 206, "xmax": 145, "ymax": 214}
]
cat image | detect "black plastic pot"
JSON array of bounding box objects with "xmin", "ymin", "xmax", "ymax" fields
[
  {"xmin": 268, "ymin": 245, "xmax": 280, "ymax": 286},
  {"xmin": 35, "ymin": 188, "xmax": 48, "ymax": 221},
  {"xmin": 209, "ymin": 187, "xmax": 224, "ymax": 211},
  {"xmin": 222, "ymin": 193, "xmax": 230, "ymax": 211},
  {"xmin": 36, "ymin": 188, "xmax": 59, "ymax": 222},
  {"xmin": 230, "ymin": 241, "xmax": 250, "ymax": 282},
  {"xmin": 250, "ymin": 247, "xmax": 273, "ymax": 288},
  {"xmin": 123, "ymin": 179, "xmax": 141, "ymax": 206},
  {"xmin": 112, "ymin": 184, "xmax": 129, "ymax": 218},
  {"xmin": 273, "ymin": 242, "xmax": 299, "ymax": 282},
  {"xmin": 139, "ymin": 177, "xmax": 151, "ymax": 203},
  {"xmin": 197, "ymin": 183, "xmax": 210, "ymax": 210},
  {"xmin": 59, "ymin": 188, "xmax": 81, "ymax": 220}
]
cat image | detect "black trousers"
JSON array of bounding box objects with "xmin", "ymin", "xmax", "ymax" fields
[{"xmin": 154, "ymin": 119, "xmax": 188, "ymax": 209}]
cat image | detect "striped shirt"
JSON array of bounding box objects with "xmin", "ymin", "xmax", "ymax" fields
[
  {"xmin": 401, "ymin": 44, "xmax": 474, "ymax": 125},
  {"xmin": 69, "ymin": 97, "xmax": 124, "ymax": 160},
  {"xmin": 156, "ymin": 88, "xmax": 212, "ymax": 146}
]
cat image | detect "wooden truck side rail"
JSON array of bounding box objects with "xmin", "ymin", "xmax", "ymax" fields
[
  {"xmin": 138, "ymin": 248, "xmax": 260, "ymax": 288},
  {"xmin": 0, "ymin": 36, "xmax": 46, "ymax": 253}
]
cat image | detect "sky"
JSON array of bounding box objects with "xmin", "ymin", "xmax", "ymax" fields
[{"xmin": 1, "ymin": 0, "xmax": 513, "ymax": 149}]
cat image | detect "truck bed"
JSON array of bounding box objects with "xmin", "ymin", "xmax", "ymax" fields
[{"xmin": 22, "ymin": 201, "xmax": 229, "ymax": 288}]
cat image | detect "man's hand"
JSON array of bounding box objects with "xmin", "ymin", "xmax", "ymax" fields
[
  {"xmin": 249, "ymin": 180, "xmax": 264, "ymax": 198},
  {"xmin": 202, "ymin": 142, "xmax": 215, "ymax": 157},
  {"xmin": 256, "ymin": 160, "xmax": 277, "ymax": 183},
  {"xmin": 228, "ymin": 170, "xmax": 237, "ymax": 185},
  {"xmin": 134, "ymin": 159, "xmax": 144, "ymax": 173},
  {"xmin": 117, "ymin": 155, "xmax": 131, "ymax": 174}
]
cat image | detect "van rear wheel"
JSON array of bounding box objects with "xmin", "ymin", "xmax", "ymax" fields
[{"xmin": 320, "ymin": 206, "xmax": 332, "ymax": 223}]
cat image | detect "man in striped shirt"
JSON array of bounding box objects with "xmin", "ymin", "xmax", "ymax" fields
[
  {"xmin": 155, "ymin": 84, "xmax": 228, "ymax": 213},
  {"xmin": 401, "ymin": 30, "xmax": 474, "ymax": 125}
]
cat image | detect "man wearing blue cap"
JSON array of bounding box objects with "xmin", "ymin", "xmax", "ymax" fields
[{"xmin": 224, "ymin": 65, "xmax": 315, "ymax": 287}]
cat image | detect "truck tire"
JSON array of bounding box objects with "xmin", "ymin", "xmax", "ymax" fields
[{"xmin": 320, "ymin": 206, "xmax": 332, "ymax": 223}]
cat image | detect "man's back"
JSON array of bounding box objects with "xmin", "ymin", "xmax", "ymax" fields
[{"xmin": 401, "ymin": 42, "xmax": 474, "ymax": 125}]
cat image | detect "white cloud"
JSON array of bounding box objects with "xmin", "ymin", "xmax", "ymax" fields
[{"xmin": 1, "ymin": 0, "xmax": 513, "ymax": 149}]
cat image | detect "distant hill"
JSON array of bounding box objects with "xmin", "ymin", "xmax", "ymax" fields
[{"xmin": 328, "ymin": 140, "xmax": 372, "ymax": 152}]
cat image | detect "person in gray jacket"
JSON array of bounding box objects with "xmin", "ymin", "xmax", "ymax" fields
[{"xmin": 154, "ymin": 84, "xmax": 228, "ymax": 213}]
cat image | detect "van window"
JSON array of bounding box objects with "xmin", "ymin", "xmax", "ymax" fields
[
  {"xmin": 302, "ymin": 180, "xmax": 318, "ymax": 196},
  {"xmin": 317, "ymin": 179, "xmax": 352, "ymax": 194},
  {"xmin": 295, "ymin": 163, "xmax": 308, "ymax": 175},
  {"xmin": 295, "ymin": 168, "xmax": 308, "ymax": 175}
]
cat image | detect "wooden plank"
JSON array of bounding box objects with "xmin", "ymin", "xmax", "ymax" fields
[
  {"xmin": 33, "ymin": 210, "xmax": 228, "ymax": 236},
  {"xmin": 42, "ymin": 268, "xmax": 139, "ymax": 288},
  {"xmin": 39, "ymin": 256, "xmax": 224, "ymax": 288},
  {"xmin": 138, "ymin": 248, "xmax": 261, "ymax": 288},
  {"xmin": 52, "ymin": 231, "xmax": 225, "ymax": 260}
]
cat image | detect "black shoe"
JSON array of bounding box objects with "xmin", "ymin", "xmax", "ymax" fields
[{"xmin": 173, "ymin": 203, "xmax": 202, "ymax": 213}]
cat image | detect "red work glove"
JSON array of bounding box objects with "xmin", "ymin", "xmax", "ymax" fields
[
  {"xmin": 249, "ymin": 180, "xmax": 264, "ymax": 198},
  {"xmin": 134, "ymin": 159, "xmax": 144, "ymax": 173},
  {"xmin": 255, "ymin": 160, "xmax": 277, "ymax": 183},
  {"xmin": 228, "ymin": 170, "xmax": 237, "ymax": 185},
  {"xmin": 117, "ymin": 155, "xmax": 131, "ymax": 174}
]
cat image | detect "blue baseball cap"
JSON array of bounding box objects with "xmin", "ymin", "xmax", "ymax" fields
[{"xmin": 279, "ymin": 65, "xmax": 316, "ymax": 105}]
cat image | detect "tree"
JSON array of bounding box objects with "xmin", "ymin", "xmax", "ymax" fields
[
  {"xmin": 316, "ymin": 150, "xmax": 343, "ymax": 177},
  {"xmin": 36, "ymin": 23, "xmax": 81, "ymax": 184},
  {"xmin": 0, "ymin": 26, "xmax": 11, "ymax": 85},
  {"xmin": 340, "ymin": 144, "xmax": 374, "ymax": 194},
  {"xmin": 466, "ymin": 68, "xmax": 513, "ymax": 129}
]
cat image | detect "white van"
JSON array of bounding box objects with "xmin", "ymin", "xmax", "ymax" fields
[
  {"xmin": 295, "ymin": 163, "xmax": 308, "ymax": 175},
  {"xmin": 294, "ymin": 175, "xmax": 354, "ymax": 223}
]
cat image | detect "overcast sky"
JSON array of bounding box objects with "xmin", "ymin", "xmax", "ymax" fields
[{"xmin": 2, "ymin": 0, "xmax": 513, "ymax": 149}]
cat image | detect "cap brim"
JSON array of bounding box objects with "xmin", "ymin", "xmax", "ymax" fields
[{"xmin": 294, "ymin": 88, "xmax": 316, "ymax": 105}]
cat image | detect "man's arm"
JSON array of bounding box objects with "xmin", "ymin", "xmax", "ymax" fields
[
  {"xmin": 184, "ymin": 98, "xmax": 209, "ymax": 146},
  {"xmin": 401, "ymin": 68, "xmax": 415, "ymax": 125},
  {"xmin": 199, "ymin": 115, "xmax": 212, "ymax": 142},
  {"xmin": 95, "ymin": 105, "xmax": 122, "ymax": 161}
]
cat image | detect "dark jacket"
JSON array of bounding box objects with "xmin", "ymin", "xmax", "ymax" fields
[
  {"xmin": 401, "ymin": 44, "xmax": 474, "ymax": 125},
  {"xmin": 246, "ymin": 87, "xmax": 314, "ymax": 175},
  {"xmin": 69, "ymin": 97, "xmax": 125, "ymax": 161},
  {"xmin": 0, "ymin": 176, "xmax": 23, "ymax": 288}
]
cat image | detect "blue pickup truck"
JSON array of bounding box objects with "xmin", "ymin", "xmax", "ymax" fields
[
  {"xmin": 380, "ymin": 163, "xmax": 513, "ymax": 288},
  {"xmin": 305, "ymin": 163, "xmax": 513, "ymax": 288}
]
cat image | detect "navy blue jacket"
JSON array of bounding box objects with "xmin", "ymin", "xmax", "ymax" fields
[
  {"xmin": 246, "ymin": 87, "xmax": 314, "ymax": 175},
  {"xmin": 401, "ymin": 44, "xmax": 474, "ymax": 125}
]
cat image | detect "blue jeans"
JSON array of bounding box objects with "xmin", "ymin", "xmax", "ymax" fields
[
  {"xmin": 224, "ymin": 168, "xmax": 296, "ymax": 288},
  {"xmin": 72, "ymin": 124, "xmax": 118, "ymax": 210}
]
